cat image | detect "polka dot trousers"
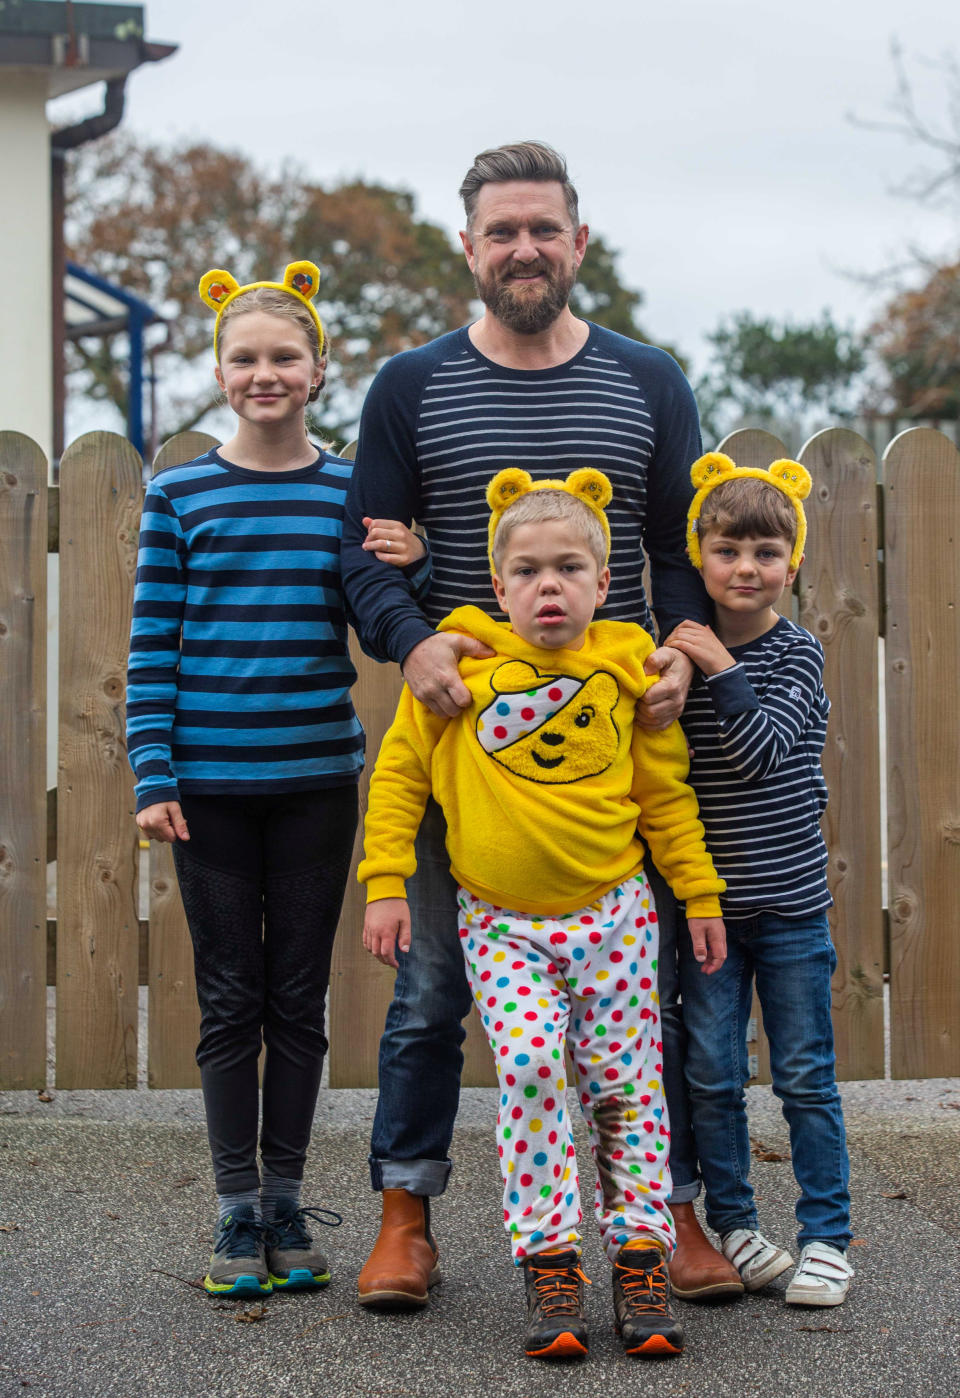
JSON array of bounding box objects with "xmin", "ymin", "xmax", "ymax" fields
[{"xmin": 457, "ymin": 873, "xmax": 675, "ymax": 1264}]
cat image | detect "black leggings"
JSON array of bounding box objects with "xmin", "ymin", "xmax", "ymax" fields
[{"xmin": 172, "ymin": 785, "xmax": 358, "ymax": 1193}]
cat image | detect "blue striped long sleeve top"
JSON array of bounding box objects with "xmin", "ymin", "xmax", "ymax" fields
[{"xmin": 126, "ymin": 447, "xmax": 427, "ymax": 813}]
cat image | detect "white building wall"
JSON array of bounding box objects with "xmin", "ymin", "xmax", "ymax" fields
[{"xmin": 0, "ymin": 72, "xmax": 52, "ymax": 458}]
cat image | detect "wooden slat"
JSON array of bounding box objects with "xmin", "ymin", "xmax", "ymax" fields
[
  {"xmin": 885, "ymin": 427, "xmax": 960, "ymax": 1077},
  {"xmin": 55, "ymin": 432, "xmax": 143, "ymax": 1087},
  {"xmin": 800, "ymin": 429, "xmax": 884, "ymax": 1079},
  {"xmin": 0, "ymin": 432, "xmax": 48, "ymax": 1088},
  {"xmin": 145, "ymin": 431, "xmax": 218, "ymax": 1088},
  {"xmin": 715, "ymin": 429, "xmax": 786, "ymax": 1084},
  {"xmin": 329, "ymin": 649, "xmax": 497, "ymax": 1090}
]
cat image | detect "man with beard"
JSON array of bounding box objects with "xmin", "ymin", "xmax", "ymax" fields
[{"xmin": 342, "ymin": 140, "xmax": 742, "ymax": 1312}]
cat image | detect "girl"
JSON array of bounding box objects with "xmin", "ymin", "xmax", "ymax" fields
[{"xmin": 127, "ymin": 261, "xmax": 428, "ymax": 1298}]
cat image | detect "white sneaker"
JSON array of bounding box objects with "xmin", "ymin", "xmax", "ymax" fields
[
  {"xmin": 785, "ymin": 1242, "xmax": 854, "ymax": 1307},
  {"xmin": 721, "ymin": 1228, "xmax": 794, "ymax": 1291}
]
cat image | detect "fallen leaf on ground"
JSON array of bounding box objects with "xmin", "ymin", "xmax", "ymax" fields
[
  {"xmin": 850, "ymin": 1238, "xmax": 869, "ymax": 1247},
  {"xmin": 234, "ymin": 1303, "xmax": 267, "ymax": 1324},
  {"xmin": 881, "ymin": 1190, "xmax": 908, "ymax": 1199},
  {"xmin": 939, "ymin": 1101, "xmax": 960, "ymax": 1111},
  {"xmin": 0, "ymin": 1222, "xmax": 21, "ymax": 1233},
  {"xmin": 36, "ymin": 1091, "xmax": 53, "ymax": 1103},
  {"xmin": 172, "ymin": 1176, "xmax": 198, "ymax": 1188}
]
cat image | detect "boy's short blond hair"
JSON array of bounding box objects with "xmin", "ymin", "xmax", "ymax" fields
[{"xmin": 491, "ymin": 487, "xmax": 608, "ymax": 574}]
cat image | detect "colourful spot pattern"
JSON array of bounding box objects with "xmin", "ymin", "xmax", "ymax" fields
[{"xmin": 457, "ymin": 874, "xmax": 675, "ymax": 1264}]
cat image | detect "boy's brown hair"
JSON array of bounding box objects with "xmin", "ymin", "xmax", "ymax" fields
[{"xmin": 696, "ymin": 477, "xmax": 798, "ymax": 550}]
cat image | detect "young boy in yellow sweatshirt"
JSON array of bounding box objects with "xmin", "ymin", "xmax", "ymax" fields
[{"xmin": 359, "ymin": 467, "xmax": 726, "ymax": 1362}]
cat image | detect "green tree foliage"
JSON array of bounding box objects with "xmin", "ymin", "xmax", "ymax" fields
[
  {"xmin": 696, "ymin": 311, "xmax": 866, "ymax": 442},
  {"xmin": 65, "ymin": 133, "xmax": 658, "ymax": 443}
]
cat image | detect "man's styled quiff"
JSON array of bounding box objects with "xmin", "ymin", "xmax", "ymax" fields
[
  {"xmin": 697, "ymin": 477, "xmax": 798, "ymax": 549},
  {"xmin": 492, "ymin": 489, "xmax": 606, "ymax": 574},
  {"xmin": 460, "ymin": 141, "xmax": 580, "ymax": 230}
]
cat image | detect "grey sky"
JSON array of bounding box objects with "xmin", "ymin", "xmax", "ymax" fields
[{"xmin": 50, "ymin": 0, "xmax": 958, "ymax": 376}]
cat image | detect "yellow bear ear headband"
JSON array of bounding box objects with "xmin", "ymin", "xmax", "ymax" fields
[
  {"xmin": 198, "ymin": 260, "xmax": 325, "ymax": 362},
  {"xmin": 486, "ymin": 467, "xmax": 613, "ymax": 571},
  {"xmin": 686, "ymin": 452, "xmax": 811, "ymax": 572}
]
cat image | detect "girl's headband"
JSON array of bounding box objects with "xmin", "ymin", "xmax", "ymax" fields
[
  {"xmin": 686, "ymin": 451, "xmax": 811, "ymax": 572},
  {"xmin": 198, "ymin": 260, "xmax": 325, "ymax": 361},
  {"xmin": 486, "ymin": 467, "xmax": 613, "ymax": 571}
]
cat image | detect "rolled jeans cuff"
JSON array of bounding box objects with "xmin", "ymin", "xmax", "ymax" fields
[
  {"xmin": 370, "ymin": 1155, "xmax": 452, "ymax": 1196},
  {"xmin": 667, "ymin": 1178, "xmax": 702, "ymax": 1205}
]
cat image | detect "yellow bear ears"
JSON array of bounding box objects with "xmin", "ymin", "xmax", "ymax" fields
[
  {"xmin": 486, "ymin": 467, "xmax": 613, "ymax": 571},
  {"xmin": 686, "ymin": 451, "xmax": 811, "ymax": 572},
  {"xmin": 198, "ymin": 260, "xmax": 325, "ymax": 361}
]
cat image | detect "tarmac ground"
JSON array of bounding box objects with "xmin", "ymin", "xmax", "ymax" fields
[{"xmin": 2, "ymin": 1077, "xmax": 959, "ymax": 1398}]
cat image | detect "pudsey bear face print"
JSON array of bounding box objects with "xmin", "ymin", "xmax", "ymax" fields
[{"xmin": 476, "ymin": 660, "xmax": 620, "ymax": 784}]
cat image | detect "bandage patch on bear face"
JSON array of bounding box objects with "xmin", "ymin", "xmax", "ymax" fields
[{"xmin": 476, "ymin": 660, "xmax": 621, "ymax": 784}]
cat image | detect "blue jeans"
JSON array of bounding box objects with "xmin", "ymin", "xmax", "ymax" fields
[
  {"xmin": 678, "ymin": 910, "xmax": 851, "ymax": 1250},
  {"xmin": 369, "ymin": 799, "xmax": 473, "ymax": 1195},
  {"xmin": 369, "ymin": 799, "xmax": 699, "ymax": 1202}
]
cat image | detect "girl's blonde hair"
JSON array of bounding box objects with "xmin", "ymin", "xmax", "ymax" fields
[{"xmin": 218, "ymin": 288, "xmax": 326, "ymax": 397}]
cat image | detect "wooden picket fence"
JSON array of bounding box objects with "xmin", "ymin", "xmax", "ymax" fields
[{"xmin": 1, "ymin": 424, "xmax": 958, "ymax": 1091}]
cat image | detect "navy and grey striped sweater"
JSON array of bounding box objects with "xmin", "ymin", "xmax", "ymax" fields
[
  {"xmin": 126, "ymin": 447, "xmax": 426, "ymax": 814},
  {"xmin": 343, "ymin": 323, "xmax": 710, "ymax": 665},
  {"xmin": 679, "ymin": 617, "xmax": 832, "ymax": 917}
]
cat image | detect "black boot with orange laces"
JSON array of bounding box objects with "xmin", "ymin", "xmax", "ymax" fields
[
  {"xmin": 612, "ymin": 1238, "xmax": 685, "ymax": 1357},
  {"xmin": 521, "ymin": 1248, "xmax": 591, "ymax": 1360}
]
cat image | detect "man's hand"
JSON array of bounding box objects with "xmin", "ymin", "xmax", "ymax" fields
[
  {"xmin": 665, "ymin": 621, "xmax": 736, "ymax": 678},
  {"xmin": 136, "ymin": 801, "xmax": 189, "ymax": 843},
  {"xmin": 401, "ymin": 632, "xmax": 495, "ymax": 717},
  {"xmin": 636, "ymin": 646, "xmax": 695, "ymax": 729},
  {"xmin": 687, "ymin": 917, "xmax": 727, "ymax": 974},
  {"xmin": 363, "ymin": 897, "xmax": 412, "ymax": 969}
]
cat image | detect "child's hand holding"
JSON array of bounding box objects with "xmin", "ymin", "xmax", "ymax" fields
[
  {"xmin": 362, "ymin": 517, "xmax": 426, "ymax": 567},
  {"xmin": 687, "ymin": 916, "xmax": 726, "ymax": 974},
  {"xmin": 666, "ymin": 621, "xmax": 736, "ymax": 677},
  {"xmin": 363, "ymin": 897, "xmax": 412, "ymax": 969}
]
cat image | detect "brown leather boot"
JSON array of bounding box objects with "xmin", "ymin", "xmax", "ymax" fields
[
  {"xmin": 668, "ymin": 1201, "xmax": 744, "ymax": 1301},
  {"xmin": 357, "ymin": 1189, "xmax": 441, "ymax": 1309}
]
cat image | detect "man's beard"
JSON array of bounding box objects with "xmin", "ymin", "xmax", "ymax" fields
[{"xmin": 473, "ymin": 259, "xmax": 577, "ymax": 335}]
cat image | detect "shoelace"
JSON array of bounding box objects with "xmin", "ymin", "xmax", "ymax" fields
[
  {"xmin": 266, "ymin": 1205, "xmax": 343, "ymax": 1252},
  {"xmin": 529, "ymin": 1258, "xmax": 592, "ymax": 1315},
  {"xmin": 215, "ymin": 1213, "xmax": 265, "ymax": 1259},
  {"xmin": 615, "ymin": 1253, "xmax": 668, "ymax": 1312}
]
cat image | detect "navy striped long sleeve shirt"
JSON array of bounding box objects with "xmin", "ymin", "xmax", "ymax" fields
[
  {"xmin": 342, "ymin": 323, "xmax": 710, "ymax": 665},
  {"xmin": 679, "ymin": 617, "xmax": 832, "ymax": 917},
  {"xmin": 126, "ymin": 447, "xmax": 427, "ymax": 814}
]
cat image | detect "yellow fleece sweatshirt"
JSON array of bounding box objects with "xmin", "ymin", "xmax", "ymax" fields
[{"xmin": 359, "ymin": 607, "xmax": 724, "ymax": 918}]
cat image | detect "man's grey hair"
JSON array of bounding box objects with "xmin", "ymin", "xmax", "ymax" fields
[{"xmin": 459, "ymin": 141, "xmax": 580, "ymax": 231}]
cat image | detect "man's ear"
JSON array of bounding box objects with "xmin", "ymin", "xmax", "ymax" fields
[
  {"xmin": 459, "ymin": 228, "xmax": 476, "ymax": 272},
  {"xmin": 573, "ymin": 223, "xmax": 589, "ymax": 267}
]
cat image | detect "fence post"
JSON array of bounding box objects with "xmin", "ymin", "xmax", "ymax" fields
[
  {"xmin": 0, "ymin": 432, "xmax": 48, "ymax": 1088},
  {"xmin": 145, "ymin": 432, "xmax": 218, "ymax": 1088},
  {"xmin": 55, "ymin": 432, "xmax": 142, "ymax": 1088},
  {"xmin": 884, "ymin": 427, "xmax": 960, "ymax": 1078},
  {"xmin": 800, "ymin": 428, "xmax": 884, "ymax": 1079}
]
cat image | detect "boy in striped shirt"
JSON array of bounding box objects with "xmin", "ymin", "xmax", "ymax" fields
[{"xmin": 665, "ymin": 452, "xmax": 854, "ymax": 1309}]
